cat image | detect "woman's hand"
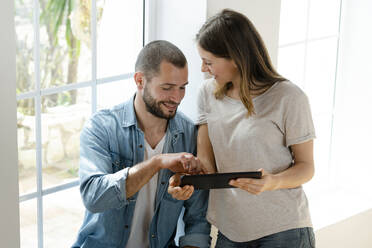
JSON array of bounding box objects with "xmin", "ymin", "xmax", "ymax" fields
[
  {"xmin": 168, "ymin": 173, "xmax": 195, "ymax": 200},
  {"xmin": 229, "ymin": 169, "xmax": 277, "ymax": 195},
  {"xmin": 229, "ymin": 140, "xmax": 315, "ymax": 194}
]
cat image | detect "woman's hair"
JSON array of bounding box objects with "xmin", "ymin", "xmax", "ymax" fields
[{"xmin": 196, "ymin": 9, "xmax": 286, "ymax": 116}]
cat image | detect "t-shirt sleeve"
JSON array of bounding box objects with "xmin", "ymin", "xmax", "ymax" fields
[
  {"xmin": 284, "ymin": 91, "xmax": 316, "ymax": 147},
  {"xmin": 196, "ymin": 82, "xmax": 209, "ymax": 125}
]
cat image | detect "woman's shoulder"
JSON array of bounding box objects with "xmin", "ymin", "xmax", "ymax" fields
[
  {"xmin": 271, "ymin": 80, "xmax": 308, "ymax": 101},
  {"xmin": 197, "ymin": 78, "xmax": 218, "ymax": 98}
]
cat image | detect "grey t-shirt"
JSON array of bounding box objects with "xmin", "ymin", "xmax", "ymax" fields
[{"xmin": 197, "ymin": 79, "xmax": 316, "ymax": 242}]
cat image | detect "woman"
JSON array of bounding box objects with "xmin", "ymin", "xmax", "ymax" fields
[{"xmin": 169, "ymin": 9, "xmax": 316, "ymax": 248}]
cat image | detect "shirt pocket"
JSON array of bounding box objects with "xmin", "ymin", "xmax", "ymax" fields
[{"xmin": 110, "ymin": 151, "xmax": 133, "ymax": 173}]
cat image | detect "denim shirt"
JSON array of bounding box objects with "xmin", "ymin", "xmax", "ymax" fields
[{"xmin": 72, "ymin": 96, "xmax": 211, "ymax": 248}]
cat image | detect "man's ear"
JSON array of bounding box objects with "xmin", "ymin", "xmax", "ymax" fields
[{"xmin": 134, "ymin": 72, "xmax": 145, "ymax": 89}]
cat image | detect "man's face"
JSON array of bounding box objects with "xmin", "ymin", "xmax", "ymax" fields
[{"xmin": 142, "ymin": 61, "xmax": 188, "ymax": 119}]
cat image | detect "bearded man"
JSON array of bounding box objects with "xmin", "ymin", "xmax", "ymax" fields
[{"xmin": 72, "ymin": 40, "xmax": 210, "ymax": 248}]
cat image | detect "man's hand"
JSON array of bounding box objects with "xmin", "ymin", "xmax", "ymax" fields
[
  {"xmin": 168, "ymin": 173, "xmax": 194, "ymax": 201},
  {"xmin": 156, "ymin": 152, "xmax": 206, "ymax": 174}
]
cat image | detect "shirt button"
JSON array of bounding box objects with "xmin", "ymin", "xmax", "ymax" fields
[
  {"xmin": 139, "ymin": 144, "xmax": 143, "ymax": 148},
  {"xmin": 161, "ymin": 181, "xmax": 165, "ymax": 185},
  {"xmin": 151, "ymin": 234, "xmax": 155, "ymax": 238},
  {"xmin": 125, "ymin": 225, "xmax": 129, "ymax": 228}
]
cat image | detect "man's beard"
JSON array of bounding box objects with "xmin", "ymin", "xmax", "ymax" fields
[{"xmin": 142, "ymin": 86, "xmax": 178, "ymax": 120}]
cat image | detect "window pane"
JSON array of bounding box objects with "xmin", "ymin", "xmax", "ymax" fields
[
  {"xmin": 43, "ymin": 187, "xmax": 85, "ymax": 247},
  {"xmin": 97, "ymin": 79, "xmax": 137, "ymax": 110},
  {"xmin": 15, "ymin": 0, "xmax": 35, "ymax": 93},
  {"xmin": 97, "ymin": 0, "xmax": 143, "ymax": 78},
  {"xmin": 18, "ymin": 99, "xmax": 37, "ymax": 195},
  {"xmin": 39, "ymin": 0, "xmax": 92, "ymax": 89},
  {"xmin": 41, "ymin": 88, "xmax": 91, "ymax": 189},
  {"xmin": 308, "ymin": 0, "xmax": 341, "ymax": 39},
  {"xmin": 304, "ymin": 38, "xmax": 338, "ymax": 115},
  {"xmin": 20, "ymin": 199, "xmax": 38, "ymax": 248},
  {"xmin": 279, "ymin": 0, "xmax": 308, "ymax": 45},
  {"xmin": 278, "ymin": 44, "xmax": 306, "ymax": 88}
]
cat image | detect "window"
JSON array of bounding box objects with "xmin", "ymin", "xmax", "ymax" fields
[
  {"xmin": 278, "ymin": 0, "xmax": 372, "ymax": 229},
  {"xmin": 278, "ymin": 0, "xmax": 341, "ymax": 192},
  {"xmin": 15, "ymin": 0, "xmax": 145, "ymax": 247}
]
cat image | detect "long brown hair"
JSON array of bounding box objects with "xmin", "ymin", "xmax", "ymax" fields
[{"xmin": 196, "ymin": 9, "xmax": 286, "ymax": 116}]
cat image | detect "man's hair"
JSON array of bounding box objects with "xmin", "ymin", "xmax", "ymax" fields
[{"xmin": 135, "ymin": 40, "xmax": 187, "ymax": 80}]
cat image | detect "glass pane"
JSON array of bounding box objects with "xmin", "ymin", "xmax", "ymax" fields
[
  {"xmin": 43, "ymin": 187, "xmax": 85, "ymax": 247},
  {"xmin": 97, "ymin": 0, "xmax": 143, "ymax": 78},
  {"xmin": 39, "ymin": 0, "xmax": 92, "ymax": 89},
  {"xmin": 15, "ymin": 0, "xmax": 35, "ymax": 93},
  {"xmin": 308, "ymin": 0, "xmax": 341, "ymax": 39},
  {"xmin": 279, "ymin": 0, "xmax": 308, "ymax": 45},
  {"xmin": 278, "ymin": 44, "xmax": 306, "ymax": 89},
  {"xmin": 41, "ymin": 88, "xmax": 91, "ymax": 189},
  {"xmin": 20, "ymin": 199, "xmax": 38, "ymax": 248},
  {"xmin": 97, "ymin": 79, "xmax": 137, "ymax": 110},
  {"xmin": 304, "ymin": 38, "xmax": 338, "ymax": 115},
  {"xmin": 18, "ymin": 99, "xmax": 37, "ymax": 195}
]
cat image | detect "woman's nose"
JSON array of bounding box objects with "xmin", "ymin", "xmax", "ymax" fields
[{"xmin": 201, "ymin": 63, "xmax": 208, "ymax": 72}]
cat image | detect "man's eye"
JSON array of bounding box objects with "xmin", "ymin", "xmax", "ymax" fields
[
  {"xmin": 162, "ymin": 87, "xmax": 171, "ymax": 91},
  {"xmin": 180, "ymin": 87, "xmax": 186, "ymax": 90}
]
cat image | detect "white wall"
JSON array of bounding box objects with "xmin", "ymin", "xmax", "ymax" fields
[
  {"xmin": 207, "ymin": 0, "xmax": 282, "ymax": 67},
  {"xmin": 0, "ymin": 0, "xmax": 20, "ymax": 246}
]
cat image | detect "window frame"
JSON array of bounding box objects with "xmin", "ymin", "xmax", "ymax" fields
[{"xmin": 16, "ymin": 0, "xmax": 149, "ymax": 247}]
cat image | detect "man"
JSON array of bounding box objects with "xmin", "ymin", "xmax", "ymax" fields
[{"xmin": 72, "ymin": 40, "xmax": 210, "ymax": 248}]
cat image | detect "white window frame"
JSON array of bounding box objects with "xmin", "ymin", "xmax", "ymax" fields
[{"xmin": 16, "ymin": 0, "xmax": 149, "ymax": 247}]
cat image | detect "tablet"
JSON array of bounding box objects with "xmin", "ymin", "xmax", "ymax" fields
[{"xmin": 180, "ymin": 171, "xmax": 262, "ymax": 189}]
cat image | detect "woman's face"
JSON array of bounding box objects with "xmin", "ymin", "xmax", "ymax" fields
[{"xmin": 197, "ymin": 45, "xmax": 240, "ymax": 86}]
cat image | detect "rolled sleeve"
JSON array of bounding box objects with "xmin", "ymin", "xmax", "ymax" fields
[
  {"xmin": 111, "ymin": 167, "xmax": 131, "ymax": 207},
  {"xmin": 196, "ymin": 80, "xmax": 213, "ymax": 125}
]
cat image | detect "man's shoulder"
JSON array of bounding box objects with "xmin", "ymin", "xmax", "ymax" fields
[{"xmin": 85, "ymin": 100, "xmax": 132, "ymax": 130}]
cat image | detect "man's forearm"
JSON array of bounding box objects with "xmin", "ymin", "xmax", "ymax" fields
[{"xmin": 125, "ymin": 156, "xmax": 161, "ymax": 198}]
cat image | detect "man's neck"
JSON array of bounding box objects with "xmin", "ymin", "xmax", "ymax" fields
[{"xmin": 134, "ymin": 95, "xmax": 168, "ymax": 148}]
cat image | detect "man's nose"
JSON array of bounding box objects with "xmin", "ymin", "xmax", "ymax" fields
[{"xmin": 170, "ymin": 89, "xmax": 184, "ymax": 103}]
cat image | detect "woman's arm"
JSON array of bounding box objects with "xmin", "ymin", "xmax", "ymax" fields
[
  {"xmin": 197, "ymin": 124, "xmax": 217, "ymax": 173},
  {"xmin": 229, "ymin": 140, "xmax": 314, "ymax": 194}
]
